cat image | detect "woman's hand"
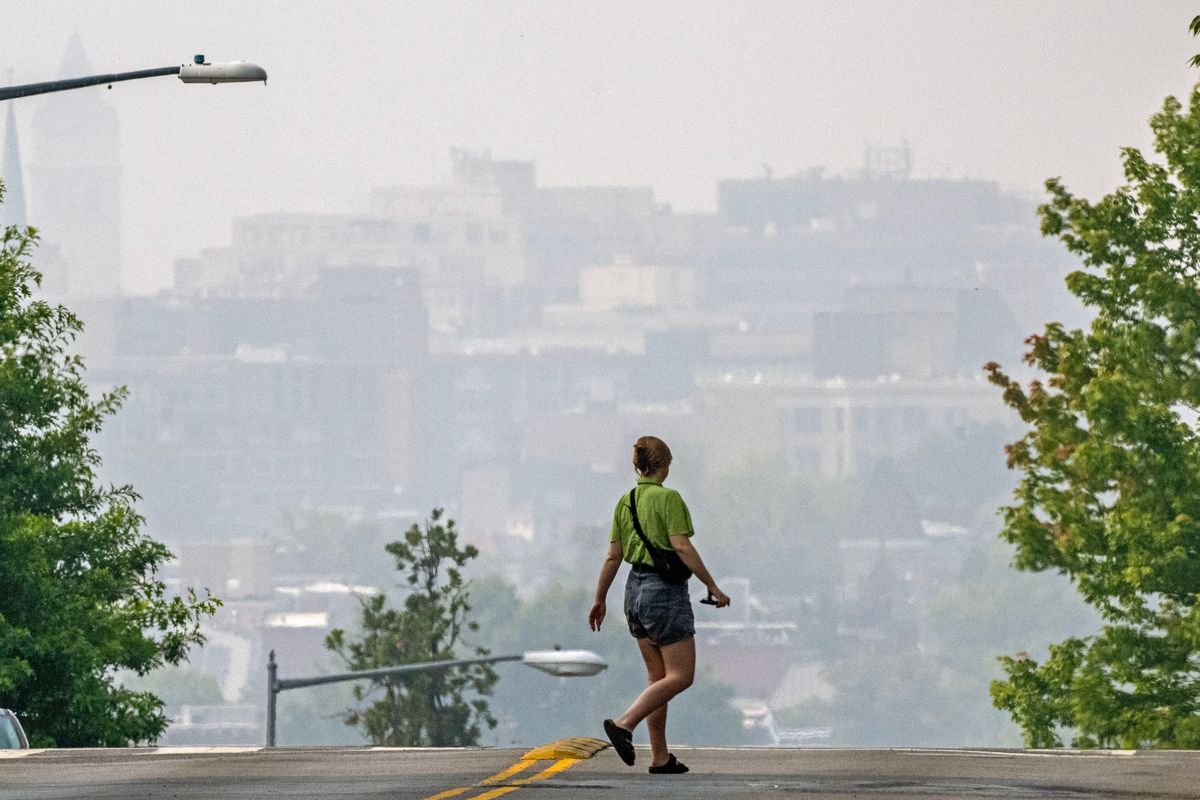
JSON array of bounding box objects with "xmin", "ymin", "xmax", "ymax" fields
[
  {"xmin": 708, "ymin": 586, "xmax": 732, "ymax": 608},
  {"xmin": 588, "ymin": 599, "xmax": 606, "ymax": 631}
]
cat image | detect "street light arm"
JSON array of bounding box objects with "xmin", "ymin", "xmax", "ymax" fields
[
  {"xmin": 0, "ymin": 66, "xmax": 181, "ymax": 102},
  {"xmin": 275, "ymin": 654, "xmax": 523, "ymax": 692}
]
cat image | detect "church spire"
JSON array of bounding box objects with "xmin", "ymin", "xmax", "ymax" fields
[
  {"xmin": 30, "ymin": 33, "xmax": 122, "ymax": 297},
  {"xmin": 58, "ymin": 29, "xmax": 93, "ymax": 80},
  {"xmin": 1, "ymin": 104, "xmax": 26, "ymax": 229}
]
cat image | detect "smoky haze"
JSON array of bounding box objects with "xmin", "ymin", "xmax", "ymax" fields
[
  {"xmin": 0, "ymin": 1, "xmax": 1192, "ymax": 747},
  {"xmin": 0, "ymin": 1, "xmax": 1195, "ymax": 293}
]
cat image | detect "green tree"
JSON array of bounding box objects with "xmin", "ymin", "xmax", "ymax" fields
[
  {"xmin": 985, "ymin": 82, "xmax": 1200, "ymax": 748},
  {"xmin": 325, "ymin": 509, "xmax": 497, "ymax": 745},
  {"xmin": 0, "ymin": 188, "xmax": 219, "ymax": 746}
]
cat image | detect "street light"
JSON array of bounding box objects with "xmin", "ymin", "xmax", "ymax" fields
[
  {"xmin": 178, "ymin": 56, "xmax": 268, "ymax": 85},
  {"xmin": 265, "ymin": 648, "xmax": 608, "ymax": 747},
  {"xmin": 0, "ymin": 54, "xmax": 267, "ymax": 102},
  {"xmin": 520, "ymin": 649, "xmax": 609, "ymax": 677}
]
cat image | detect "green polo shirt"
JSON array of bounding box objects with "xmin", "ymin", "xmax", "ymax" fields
[{"xmin": 610, "ymin": 478, "xmax": 695, "ymax": 566}]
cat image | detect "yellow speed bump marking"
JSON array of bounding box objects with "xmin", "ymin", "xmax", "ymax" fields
[
  {"xmin": 522, "ymin": 736, "xmax": 609, "ymax": 761},
  {"xmin": 420, "ymin": 738, "xmax": 608, "ymax": 800}
]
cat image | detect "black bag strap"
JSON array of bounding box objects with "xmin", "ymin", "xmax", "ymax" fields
[{"xmin": 628, "ymin": 487, "xmax": 656, "ymax": 554}]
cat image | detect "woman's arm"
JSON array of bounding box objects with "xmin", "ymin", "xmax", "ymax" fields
[
  {"xmin": 588, "ymin": 540, "xmax": 623, "ymax": 631},
  {"xmin": 670, "ymin": 535, "xmax": 731, "ymax": 607}
]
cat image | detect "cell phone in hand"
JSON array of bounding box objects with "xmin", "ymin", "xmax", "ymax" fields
[{"xmin": 699, "ymin": 593, "xmax": 719, "ymax": 606}]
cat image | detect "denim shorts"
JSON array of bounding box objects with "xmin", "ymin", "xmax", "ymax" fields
[{"xmin": 624, "ymin": 567, "xmax": 695, "ymax": 646}]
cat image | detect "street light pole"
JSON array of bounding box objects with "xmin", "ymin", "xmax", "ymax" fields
[
  {"xmin": 265, "ymin": 648, "xmax": 607, "ymax": 746},
  {"xmin": 0, "ymin": 55, "xmax": 267, "ymax": 102},
  {"xmin": 266, "ymin": 651, "xmax": 278, "ymax": 749}
]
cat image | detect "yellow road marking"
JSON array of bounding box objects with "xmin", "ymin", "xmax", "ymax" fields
[
  {"xmin": 479, "ymin": 759, "xmax": 539, "ymax": 784},
  {"xmin": 422, "ymin": 761, "xmax": 538, "ymax": 800},
  {"xmin": 423, "ymin": 786, "xmax": 475, "ymax": 800},
  {"xmin": 465, "ymin": 758, "xmax": 580, "ymax": 800},
  {"xmin": 421, "ymin": 737, "xmax": 607, "ymax": 800}
]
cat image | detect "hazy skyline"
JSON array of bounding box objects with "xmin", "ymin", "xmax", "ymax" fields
[{"xmin": 2, "ymin": 1, "xmax": 1197, "ymax": 294}]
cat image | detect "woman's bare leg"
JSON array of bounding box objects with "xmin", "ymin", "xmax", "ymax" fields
[
  {"xmin": 633, "ymin": 637, "xmax": 670, "ymax": 767},
  {"xmin": 615, "ymin": 636, "xmax": 695, "ymax": 735}
]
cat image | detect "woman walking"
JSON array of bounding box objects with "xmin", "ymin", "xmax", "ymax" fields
[{"xmin": 588, "ymin": 436, "xmax": 730, "ymax": 773}]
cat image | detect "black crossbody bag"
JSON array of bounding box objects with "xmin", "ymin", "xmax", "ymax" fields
[{"xmin": 628, "ymin": 487, "xmax": 692, "ymax": 585}]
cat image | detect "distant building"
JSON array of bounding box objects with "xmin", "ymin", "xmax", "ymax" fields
[
  {"xmin": 700, "ymin": 372, "xmax": 1008, "ymax": 481},
  {"xmin": 710, "ymin": 156, "xmax": 1075, "ymax": 334},
  {"xmin": 578, "ymin": 257, "xmax": 699, "ymax": 311},
  {"xmin": 95, "ymin": 266, "xmax": 426, "ymax": 538},
  {"xmin": 93, "ymin": 148, "xmax": 1069, "ymax": 613},
  {"xmin": 449, "ymin": 147, "xmax": 537, "ymax": 211},
  {"xmin": 718, "ymin": 164, "xmax": 1016, "ymax": 252},
  {"xmin": 369, "ymin": 183, "xmax": 527, "ymax": 330},
  {"xmin": 813, "ymin": 283, "xmax": 1021, "ymax": 380},
  {"xmin": 29, "ymin": 33, "xmax": 121, "ymax": 297}
]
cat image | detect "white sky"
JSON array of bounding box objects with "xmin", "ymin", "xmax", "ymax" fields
[{"xmin": 3, "ymin": 1, "xmax": 1198, "ymax": 294}]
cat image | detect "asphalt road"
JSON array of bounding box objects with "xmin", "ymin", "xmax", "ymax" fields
[{"xmin": 1, "ymin": 744, "xmax": 1197, "ymax": 799}]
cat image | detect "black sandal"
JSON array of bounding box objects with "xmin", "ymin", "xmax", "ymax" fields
[
  {"xmin": 603, "ymin": 719, "xmax": 635, "ymax": 766},
  {"xmin": 649, "ymin": 753, "xmax": 689, "ymax": 774}
]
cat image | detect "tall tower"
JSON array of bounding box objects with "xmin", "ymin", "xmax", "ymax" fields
[
  {"xmin": 29, "ymin": 32, "xmax": 121, "ymax": 296},
  {"xmin": 1, "ymin": 105, "xmax": 27, "ymax": 229}
]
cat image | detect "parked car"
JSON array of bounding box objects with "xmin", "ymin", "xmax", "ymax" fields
[{"xmin": 0, "ymin": 709, "xmax": 29, "ymax": 749}]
